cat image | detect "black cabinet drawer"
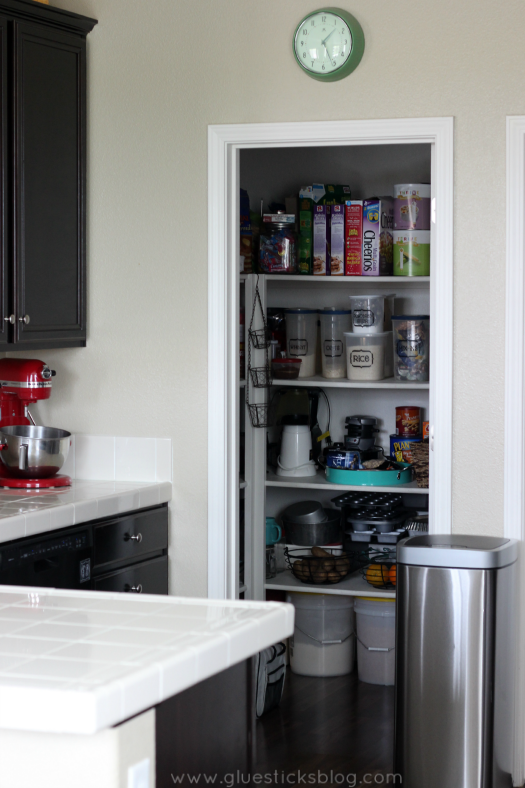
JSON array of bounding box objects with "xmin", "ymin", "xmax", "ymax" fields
[
  {"xmin": 93, "ymin": 555, "xmax": 168, "ymax": 595},
  {"xmin": 93, "ymin": 506, "xmax": 168, "ymax": 571}
]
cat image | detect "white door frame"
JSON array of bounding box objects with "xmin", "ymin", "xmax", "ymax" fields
[
  {"xmin": 505, "ymin": 116, "xmax": 525, "ymax": 785},
  {"xmin": 208, "ymin": 117, "xmax": 454, "ymax": 601}
]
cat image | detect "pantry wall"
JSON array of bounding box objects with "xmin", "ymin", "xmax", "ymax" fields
[{"xmin": 207, "ymin": 118, "xmax": 453, "ymax": 602}]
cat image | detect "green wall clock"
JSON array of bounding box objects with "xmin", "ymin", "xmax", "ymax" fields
[{"xmin": 293, "ymin": 8, "xmax": 365, "ymax": 82}]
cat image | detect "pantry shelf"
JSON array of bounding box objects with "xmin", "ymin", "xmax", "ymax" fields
[
  {"xmin": 271, "ymin": 375, "xmax": 429, "ymax": 390},
  {"xmin": 266, "ymin": 469, "xmax": 428, "ymax": 494},
  {"xmin": 264, "ymin": 275, "xmax": 430, "ymax": 284},
  {"xmin": 239, "ymin": 477, "xmax": 247, "ymax": 489},
  {"xmin": 265, "ymin": 569, "xmax": 396, "ymax": 599}
]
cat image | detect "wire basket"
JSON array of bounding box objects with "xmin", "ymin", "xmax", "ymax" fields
[
  {"xmin": 361, "ymin": 553, "xmax": 396, "ymax": 589},
  {"xmin": 249, "ymin": 327, "xmax": 271, "ymax": 350},
  {"xmin": 249, "ymin": 365, "xmax": 272, "ymax": 389},
  {"xmin": 285, "ymin": 547, "xmax": 363, "ymax": 585},
  {"xmin": 247, "ymin": 403, "xmax": 271, "ymax": 429}
]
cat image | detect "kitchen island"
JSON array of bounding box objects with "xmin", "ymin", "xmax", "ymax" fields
[{"xmin": 0, "ymin": 586, "xmax": 294, "ymax": 787}]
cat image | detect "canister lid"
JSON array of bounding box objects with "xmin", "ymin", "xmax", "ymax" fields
[
  {"xmin": 391, "ymin": 315, "xmax": 430, "ymax": 320},
  {"xmin": 320, "ymin": 308, "xmax": 352, "ymax": 315},
  {"xmin": 397, "ymin": 534, "xmax": 518, "ymax": 569},
  {"xmin": 272, "ymin": 358, "xmax": 301, "ymax": 364},
  {"xmin": 285, "ymin": 308, "xmax": 318, "ymax": 314}
]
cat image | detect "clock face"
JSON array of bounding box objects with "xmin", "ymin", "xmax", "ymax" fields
[
  {"xmin": 293, "ymin": 8, "xmax": 364, "ymax": 81},
  {"xmin": 294, "ymin": 11, "xmax": 351, "ymax": 76}
]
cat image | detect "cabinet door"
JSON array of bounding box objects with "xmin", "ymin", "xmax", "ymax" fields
[
  {"xmin": 93, "ymin": 556, "xmax": 168, "ymax": 595},
  {"xmin": 0, "ymin": 16, "xmax": 8, "ymax": 350},
  {"xmin": 92, "ymin": 506, "xmax": 168, "ymax": 572},
  {"xmin": 13, "ymin": 22, "xmax": 86, "ymax": 347}
]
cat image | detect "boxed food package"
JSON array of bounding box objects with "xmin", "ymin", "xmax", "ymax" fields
[
  {"xmin": 313, "ymin": 205, "xmax": 328, "ymax": 276},
  {"xmin": 345, "ymin": 201, "xmax": 363, "ymax": 276},
  {"xmin": 362, "ymin": 198, "xmax": 394, "ymax": 276},
  {"xmin": 240, "ymin": 188, "xmax": 253, "ymax": 273},
  {"xmin": 298, "ymin": 190, "xmax": 313, "ymax": 275},
  {"xmin": 319, "ymin": 184, "xmax": 351, "ymax": 205},
  {"xmin": 329, "ymin": 205, "xmax": 345, "ymax": 276},
  {"xmin": 423, "ymin": 421, "xmax": 429, "ymax": 439}
]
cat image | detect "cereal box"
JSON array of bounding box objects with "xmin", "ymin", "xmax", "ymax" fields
[
  {"xmin": 345, "ymin": 201, "xmax": 363, "ymax": 276},
  {"xmin": 362, "ymin": 198, "xmax": 394, "ymax": 276},
  {"xmin": 313, "ymin": 205, "xmax": 328, "ymax": 276},
  {"xmin": 298, "ymin": 194, "xmax": 313, "ymax": 275},
  {"xmin": 329, "ymin": 205, "xmax": 345, "ymax": 276}
]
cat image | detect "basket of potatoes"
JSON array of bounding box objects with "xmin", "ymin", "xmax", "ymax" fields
[{"xmin": 285, "ymin": 546, "xmax": 359, "ymax": 585}]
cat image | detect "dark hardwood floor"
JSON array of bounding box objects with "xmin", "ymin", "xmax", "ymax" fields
[{"xmin": 256, "ymin": 668, "xmax": 395, "ymax": 784}]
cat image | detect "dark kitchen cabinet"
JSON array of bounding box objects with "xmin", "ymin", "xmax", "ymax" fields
[{"xmin": 0, "ymin": 0, "xmax": 96, "ymax": 351}]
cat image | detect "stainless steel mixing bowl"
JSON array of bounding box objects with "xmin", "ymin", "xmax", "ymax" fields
[{"xmin": 0, "ymin": 425, "xmax": 71, "ymax": 478}]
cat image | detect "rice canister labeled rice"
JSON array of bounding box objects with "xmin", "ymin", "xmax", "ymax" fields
[
  {"xmin": 390, "ymin": 435, "xmax": 422, "ymax": 464},
  {"xmin": 394, "ymin": 184, "xmax": 431, "ymax": 231},
  {"xmin": 393, "ymin": 231, "xmax": 430, "ymax": 277}
]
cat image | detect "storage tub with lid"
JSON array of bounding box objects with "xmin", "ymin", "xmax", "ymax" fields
[
  {"xmin": 392, "ymin": 315, "xmax": 429, "ymax": 382},
  {"xmin": 319, "ymin": 308, "xmax": 352, "ymax": 379},
  {"xmin": 344, "ymin": 332, "xmax": 389, "ymax": 381},
  {"xmin": 272, "ymin": 357, "xmax": 302, "ymax": 380},
  {"xmin": 355, "ymin": 597, "xmax": 396, "ymax": 685},
  {"xmin": 286, "ymin": 592, "xmax": 355, "ymax": 677},
  {"xmin": 285, "ymin": 309, "xmax": 318, "ymax": 378},
  {"xmin": 348, "ymin": 295, "xmax": 384, "ymax": 334}
]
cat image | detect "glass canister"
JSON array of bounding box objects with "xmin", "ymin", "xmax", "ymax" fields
[
  {"xmin": 320, "ymin": 308, "xmax": 352, "ymax": 379},
  {"xmin": 392, "ymin": 315, "xmax": 430, "ymax": 382},
  {"xmin": 348, "ymin": 294, "xmax": 385, "ymax": 334},
  {"xmin": 285, "ymin": 309, "xmax": 318, "ymax": 378},
  {"xmin": 259, "ymin": 214, "xmax": 297, "ymax": 274}
]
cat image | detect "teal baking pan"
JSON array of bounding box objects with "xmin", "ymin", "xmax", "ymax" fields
[{"xmin": 326, "ymin": 462, "xmax": 414, "ymax": 487}]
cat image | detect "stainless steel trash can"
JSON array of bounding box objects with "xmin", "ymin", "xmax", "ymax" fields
[{"xmin": 394, "ymin": 534, "xmax": 518, "ymax": 788}]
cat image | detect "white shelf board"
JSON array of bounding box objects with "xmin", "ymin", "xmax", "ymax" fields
[
  {"xmin": 239, "ymin": 477, "xmax": 247, "ymax": 489},
  {"xmin": 271, "ymin": 375, "xmax": 429, "ymax": 390},
  {"xmin": 240, "ymin": 379, "xmax": 246, "ymax": 387},
  {"xmin": 266, "ymin": 468, "xmax": 428, "ymax": 494},
  {"xmin": 266, "ymin": 569, "xmax": 396, "ymax": 599},
  {"xmin": 264, "ymin": 275, "xmax": 430, "ymax": 285}
]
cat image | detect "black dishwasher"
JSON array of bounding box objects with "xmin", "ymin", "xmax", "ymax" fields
[{"xmin": 0, "ymin": 504, "xmax": 168, "ymax": 595}]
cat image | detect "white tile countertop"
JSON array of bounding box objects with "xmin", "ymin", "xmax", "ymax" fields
[
  {"xmin": 0, "ymin": 480, "xmax": 172, "ymax": 543},
  {"xmin": 0, "ymin": 586, "xmax": 294, "ymax": 734}
]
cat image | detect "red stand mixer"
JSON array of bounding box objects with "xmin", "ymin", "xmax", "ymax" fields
[{"xmin": 0, "ymin": 358, "xmax": 72, "ymax": 489}]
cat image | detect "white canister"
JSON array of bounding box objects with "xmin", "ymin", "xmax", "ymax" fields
[
  {"xmin": 348, "ymin": 295, "xmax": 385, "ymax": 334},
  {"xmin": 319, "ymin": 308, "xmax": 352, "ymax": 379},
  {"xmin": 394, "ymin": 184, "xmax": 431, "ymax": 231},
  {"xmin": 285, "ymin": 309, "xmax": 318, "ymax": 378},
  {"xmin": 344, "ymin": 332, "xmax": 388, "ymax": 381}
]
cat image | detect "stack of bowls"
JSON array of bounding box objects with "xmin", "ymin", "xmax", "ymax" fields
[{"xmin": 281, "ymin": 501, "xmax": 342, "ymax": 546}]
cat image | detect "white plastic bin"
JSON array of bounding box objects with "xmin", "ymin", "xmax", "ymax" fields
[
  {"xmin": 349, "ymin": 295, "xmax": 384, "ymax": 334},
  {"xmin": 355, "ymin": 597, "xmax": 396, "ymax": 685},
  {"xmin": 287, "ymin": 592, "xmax": 355, "ymax": 677}
]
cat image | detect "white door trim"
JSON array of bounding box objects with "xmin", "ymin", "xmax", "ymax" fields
[
  {"xmin": 208, "ymin": 117, "xmax": 454, "ymax": 600},
  {"xmin": 505, "ymin": 115, "xmax": 525, "ymax": 785}
]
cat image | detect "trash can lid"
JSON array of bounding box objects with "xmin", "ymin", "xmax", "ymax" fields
[{"xmin": 397, "ymin": 534, "xmax": 518, "ymax": 569}]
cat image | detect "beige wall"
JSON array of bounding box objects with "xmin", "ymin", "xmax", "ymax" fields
[{"xmin": 15, "ymin": 0, "xmax": 520, "ymax": 595}]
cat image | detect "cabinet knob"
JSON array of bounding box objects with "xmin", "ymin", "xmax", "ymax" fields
[
  {"xmin": 124, "ymin": 532, "xmax": 142, "ymax": 543},
  {"xmin": 4, "ymin": 315, "xmax": 14, "ymax": 324},
  {"xmin": 19, "ymin": 315, "xmax": 30, "ymax": 325},
  {"xmin": 124, "ymin": 584, "xmax": 143, "ymax": 593}
]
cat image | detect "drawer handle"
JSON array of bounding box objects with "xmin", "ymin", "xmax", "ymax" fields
[
  {"xmin": 124, "ymin": 584, "xmax": 143, "ymax": 593},
  {"xmin": 124, "ymin": 532, "xmax": 142, "ymax": 543}
]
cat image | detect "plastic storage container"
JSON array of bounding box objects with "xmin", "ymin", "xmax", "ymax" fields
[
  {"xmin": 355, "ymin": 597, "xmax": 396, "ymax": 685},
  {"xmin": 285, "ymin": 309, "xmax": 318, "ymax": 378},
  {"xmin": 349, "ymin": 295, "xmax": 384, "ymax": 334},
  {"xmin": 272, "ymin": 357, "xmax": 301, "ymax": 380},
  {"xmin": 392, "ymin": 315, "xmax": 429, "ymax": 382},
  {"xmin": 320, "ymin": 308, "xmax": 352, "ymax": 379},
  {"xmin": 344, "ymin": 332, "xmax": 388, "ymax": 381},
  {"xmin": 287, "ymin": 592, "xmax": 355, "ymax": 677}
]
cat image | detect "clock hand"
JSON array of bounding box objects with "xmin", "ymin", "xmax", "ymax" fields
[{"xmin": 321, "ymin": 27, "xmax": 337, "ymax": 47}]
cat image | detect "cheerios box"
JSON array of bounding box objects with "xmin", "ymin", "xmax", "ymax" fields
[{"xmin": 362, "ymin": 198, "xmax": 394, "ymax": 276}]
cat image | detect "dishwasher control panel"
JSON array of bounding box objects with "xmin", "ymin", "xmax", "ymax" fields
[{"xmin": 0, "ymin": 530, "xmax": 91, "ymax": 571}]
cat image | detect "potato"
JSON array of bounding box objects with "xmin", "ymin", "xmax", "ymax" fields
[
  {"xmin": 327, "ymin": 571, "xmax": 342, "ymax": 584},
  {"xmin": 335, "ymin": 557, "xmax": 350, "ymax": 574},
  {"xmin": 311, "ymin": 546, "xmax": 333, "ymax": 558},
  {"xmin": 312, "ymin": 568, "xmax": 328, "ymax": 583}
]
